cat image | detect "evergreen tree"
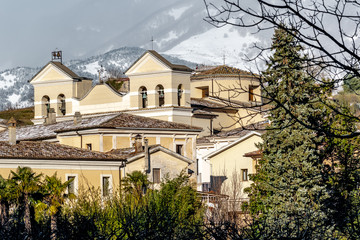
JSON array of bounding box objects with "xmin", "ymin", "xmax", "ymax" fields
[{"xmin": 246, "ymin": 28, "xmax": 335, "ymax": 239}]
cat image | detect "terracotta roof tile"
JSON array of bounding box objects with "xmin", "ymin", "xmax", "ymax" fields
[
  {"xmin": 243, "ymin": 149, "xmax": 262, "ymax": 158},
  {"xmin": 0, "ymin": 141, "xmax": 125, "ymax": 160},
  {"xmin": 0, "ymin": 114, "xmax": 118, "ymax": 141},
  {"xmin": 107, "ymin": 144, "xmax": 161, "ymax": 159},
  {"xmin": 191, "ymin": 98, "xmax": 228, "ymax": 109},
  {"xmin": 96, "ymin": 113, "xmax": 201, "ymax": 131},
  {"xmin": 196, "ymin": 121, "xmax": 268, "ymax": 144},
  {"xmin": 0, "ymin": 113, "xmax": 201, "ymax": 141},
  {"xmin": 191, "ymin": 65, "xmax": 258, "ymax": 80}
]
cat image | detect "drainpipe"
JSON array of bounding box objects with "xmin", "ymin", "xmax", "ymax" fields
[
  {"xmin": 76, "ymin": 131, "xmax": 82, "ymax": 149},
  {"xmin": 144, "ymin": 139, "xmax": 150, "ymax": 173}
]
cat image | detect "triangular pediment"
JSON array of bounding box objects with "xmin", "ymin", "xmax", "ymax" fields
[
  {"xmin": 125, "ymin": 52, "xmax": 172, "ymax": 75},
  {"xmin": 30, "ymin": 62, "xmax": 76, "ymax": 84}
]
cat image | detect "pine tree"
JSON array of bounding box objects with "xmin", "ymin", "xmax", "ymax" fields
[{"xmin": 246, "ymin": 28, "xmax": 335, "ymax": 239}]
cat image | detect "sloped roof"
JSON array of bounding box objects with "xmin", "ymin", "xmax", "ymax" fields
[
  {"xmin": 29, "ymin": 61, "xmax": 92, "ymax": 83},
  {"xmin": 191, "ymin": 98, "xmax": 228, "ymax": 109},
  {"xmin": 196, "ymin": 120, "xmax": 268, "ymax": 144},
  {"xmin": 191, "ymin": 65, "xmax": 258, "ymax": 80},
  {"xmin": 204, "ymin": 131, "xmax": 262, "ymax": 159},
  {"xmin": 192, "ymin": 109, "xmax": 218, "ymax": 117},
  {"xmin": 125, "ymin": 50, "xmax": 193, "ymax": 74},
  {"xmin": 0, "ymin": 113, "xmax": 201, "ymax": 141},
  {"xmin": 107, "ymin": 144, "xmax": 160, "ymax": 159},
  {"xmin": 0, "ymin": 114, "xmax": 118, "ymax": 141},
  {"xmin": 0, "ymin": 141, "xmax": 125, "ymax": 160},
  {"xmin": 244, "ymin": 149, "xmax": 262, "ymax": 158},
  {"xmin": 108, "ymin": 144, "xmax": 193, "ymax": 164}
]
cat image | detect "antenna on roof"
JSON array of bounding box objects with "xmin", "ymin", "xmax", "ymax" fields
[
  {"xmin": 52, "ymin": 49, "xmax": 62, "ymax": 64},
  {"xmin": 223, "ymin": 53, "xmax": 226, "ymax": 65},
  {"xmin": 151, "ymin": 36, "xmax": 154, "ymax": 50}
]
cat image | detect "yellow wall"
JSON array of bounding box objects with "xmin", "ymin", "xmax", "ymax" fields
[
  {"xmin": 83, "ymin": 135, "xmax": 100, "ymax": 151},
  {"xmin": 160, "ymin": 137, "xmax": 173, "ymax": 152},
  {"xmin": 210, "ymin": 134, "xmax": 261, "ymax": 197},
  {"xmin": 191, "ymin": 76, "xmax": 261, "ymax": 103},
  {"xmin": 34, "ymin": 83, "xmax": 74, "ymax": 118},
  {"xmin": 59, "ymin": 135, "xmax": 101, "ymax": 151},
  {"xmin": 125, "ymin": 151, "xmax": 189, "ymax": 182},
  {"xmin": 80, "ymin": 85, "xmax": 123, "ymax": 105},
  {"xmin": 116, "ymin": 136, "xmax": 130, "ymax": 149},
  {"xmin": 0, "ymin": 166, "xmax": 121, "ymax": 192},
  {"xmin": 59, "ymin": 136, "xmax": 82, "ymax": 149},
  {"xmin": 103, "ymin": 136, "xmax": 113, "ymax": 152},
  {"xmin": 191, "ymin": 117, "xmax": 212, "ymax": 137},
  {"xmin": 127, "ymin": 53, "xmax": 191, "ymax": 109},
  {"xmin": 75, "ymin": 80, "xmax": 93, "ymax": 99}
]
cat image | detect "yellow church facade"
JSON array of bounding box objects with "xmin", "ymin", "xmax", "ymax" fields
[{"xmin": 0, "ymin": 50, "xmax": 266, "ymax": 196}]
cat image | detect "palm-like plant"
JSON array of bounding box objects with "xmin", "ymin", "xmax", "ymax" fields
[
  {"xmin": 39, "ymin": 173, "xmax": 73, "ymax": 240},
  {"xmin": 10, "ymin": 167, "xmax": 42, "ymax": 239},
  {"xmin": 0, "ymin": 175, "xmax": 13, "ymax": 226},
  {"xmin": 122, "ymin": 171, "xmax": 149, "ymax": 199}
]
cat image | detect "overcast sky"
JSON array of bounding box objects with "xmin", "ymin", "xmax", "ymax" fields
[{"xmin": 0, "ymin": 0, "xmax": 190, "ymax": 71}]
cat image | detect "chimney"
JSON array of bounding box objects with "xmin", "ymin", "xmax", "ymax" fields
[
  {"xmin": 144, "ymin": 139, "xmax": 150, "ymax": 173},
  {"xmin": 74, "ymin": 112, "xmax": 82, "ymax": 124},
  {"xmin": 7, "ymin": 117, "xmax": 16, "ymax": 145},
  {"xmin": 45, "ymin": 108, "xmax": 56, "ymax": 125},
  {"xmin": 134, "ymin": 134, "xmax": 142, "ymax": 153}
]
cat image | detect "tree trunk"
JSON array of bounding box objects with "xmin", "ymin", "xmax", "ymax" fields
[
  {"xmin": 0, "ymin": 202, "xmax": 8, "ymax": 226},
  {"xmin": 24, "ymin": 193, "xmax": 32, "ymax": 239},
  {"xmin": 0, "ymin": 202, "xmax": 3, "ymax": 226},
  {"xmin": 50, "ymin": 213, "xmax": 58, "ymax": 240}
]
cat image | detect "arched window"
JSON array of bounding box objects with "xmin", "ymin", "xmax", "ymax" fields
[
  {"xmin": 156, "ymin": 85, "xmax": 165, "ymax": 107},
  {"xmin": 177, "ymin": 84, "xmax": 183, "ymax": 106},
  {"xmin": 41, "ymin": 96, "xmax": 50, "ymax": 117},
  {"xmin": 139, "ymin": 86, "xmax": 148, "ymax": 108},
  {"xmin": 57, "ymin": 94, "xmax": 66, "ymax": 116}
]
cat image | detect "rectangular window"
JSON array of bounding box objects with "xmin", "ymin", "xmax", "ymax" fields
[
  {"xmin": 153, "ymin": 168, "xmax": 161, "ymax": 184},
  {"xmin": 202, "ymin": 183, "xmax": 210, "ymax": 192},
  {"xmin": 176, "ymin": 144, "xmax": 183, "ymax": 155},
  {"xmin": 86, "ymin": 144, "xmax": 92, "ymax": 150},
  {"xmin": 67, "ymin": 176, "xmax": 75, "ymax": 194},
  {"xmin": 249, "ymin": 86, "xmax": 254, "ymax": 101},
  {"xmin": 241, "ymin": 169, "xmax": 248, "ymax": 181},
  {"xmin": 102, "ymin": 176, "xmax": 110, "ymax": 197},
  {"xmin": 202, "ymin": 87, "xmax": 209, "ymax": 98}
]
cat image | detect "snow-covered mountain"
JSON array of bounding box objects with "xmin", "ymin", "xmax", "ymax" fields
[
  {"xmin": 0, "ymin": 1, "xmax": 263, "ymax": 72},
  {"xmin": 0, "ymin": 47, "xmax": 197, "ymax": 111}
]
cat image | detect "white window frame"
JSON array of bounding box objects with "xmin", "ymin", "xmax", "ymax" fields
[
  {"xmin": 65, "ymin": 173, "xmax": 78, "ymax": 195},
  {"xmin": 152, "ymin": 168, "xmax": 161, "ymax": 184},
  {"xmin": 100, "ymin": 174, "xmax": 113, "ymax": 197}
]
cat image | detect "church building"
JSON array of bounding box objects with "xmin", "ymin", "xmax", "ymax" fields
[{"xmin": 0, "ymin": 50, "xmax": 265, "ymax": 197}]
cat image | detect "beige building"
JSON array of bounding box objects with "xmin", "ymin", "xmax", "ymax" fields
[
  {"xmin": 0, "ymin": 140, "xmax": 125, "ymax": 196},
  {"xmin": 29, "ymin": 51, "xmax": 263, "ymax": 137},
  {"xmin": 3, "ymin": 50, "xmax": 266, "ymax": 195},
  {"xmin": 0, "ymin": 112, "xmax": 200, "ymax": 188},
  {"xmin": 196, "ymin": 121, "xmax": 267, "ymax": 197}
]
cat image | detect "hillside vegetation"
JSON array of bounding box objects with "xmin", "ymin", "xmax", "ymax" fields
[{"xmin": 0, "ymin": 107, "xmax": 34, "ymax": 126}]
